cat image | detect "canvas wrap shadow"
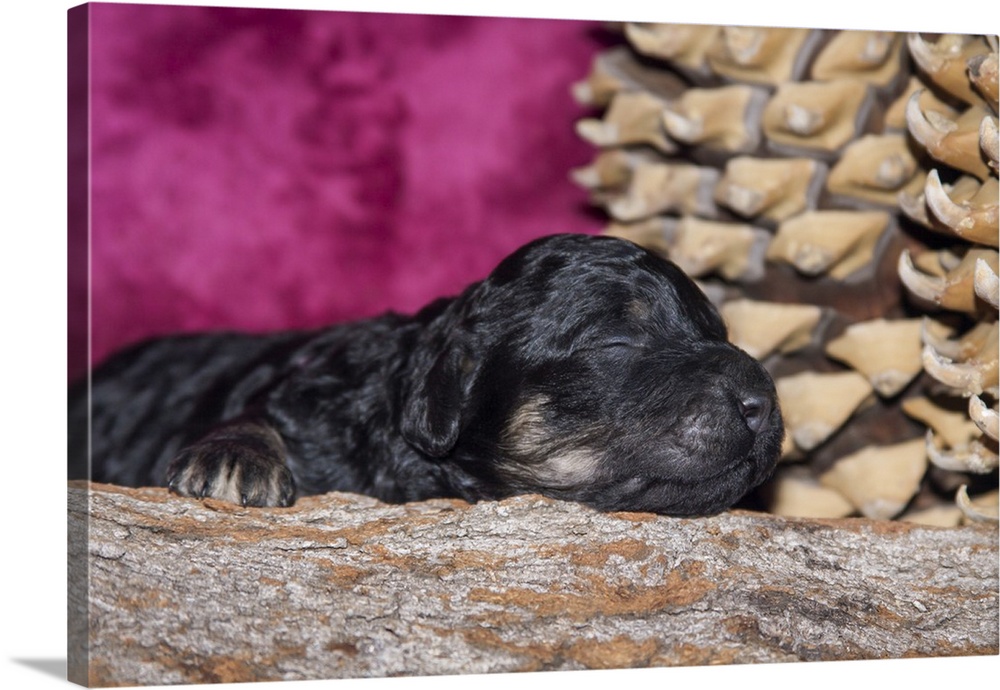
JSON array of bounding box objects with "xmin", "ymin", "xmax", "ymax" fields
[{"xmin": 70, "ymin": 4, "xmax": 605, "ymax": 381}]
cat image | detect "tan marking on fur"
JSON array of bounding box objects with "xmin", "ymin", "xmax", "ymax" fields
[
  {"xmin": 628, "ymin": 298, "xmax": 652, "ymax": 320},
  {"xmin": 176, "ymin": 464, "xmax": 198, "ymax": 495},
  {"xmin": 504, "ymin": 395, "xmax": 551, "ymax": 457},
  {"xmin": 504, "ymin": 395, "xmax": 602, "ymax": 488},
  {"xmin": 209, "ymin": 460, "xmax": 243, "ymax": 505},
  {"xmin": 535, "ymin": 448, "xmax": 602, "ymax": 486}
]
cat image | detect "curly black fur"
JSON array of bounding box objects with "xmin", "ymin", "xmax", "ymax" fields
[{"xmin": 68, "ymin": 234, "xmax": 783, "ymax": 516}]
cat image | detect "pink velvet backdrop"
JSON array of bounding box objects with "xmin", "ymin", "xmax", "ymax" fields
[{"xmin": 71, "ymin": 4, "xmax": 606, "ymax": 381}]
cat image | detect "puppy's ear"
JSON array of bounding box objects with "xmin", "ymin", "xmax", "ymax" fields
[{"xmin": 400, "ymin": 336, "xmax": 477, "ymax": 458}]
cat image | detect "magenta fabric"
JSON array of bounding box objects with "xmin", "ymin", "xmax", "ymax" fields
[{"xmin": 72, "ymin": 4, "xmax": 605, "ymax": 380}]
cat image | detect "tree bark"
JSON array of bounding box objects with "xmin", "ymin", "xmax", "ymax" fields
[{"xmin": 68, "ymin": 481, "xmax": 998, "ymax": 687}]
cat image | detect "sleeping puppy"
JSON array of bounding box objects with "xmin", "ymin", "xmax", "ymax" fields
[{"xmin": 68, "ymin": 234, "xmax": 783, "ymax": 517}]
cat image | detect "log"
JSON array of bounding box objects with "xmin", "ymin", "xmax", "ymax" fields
[{"xmin": 68, "ymin": 481, "xmax": 998, "ymax": 687}]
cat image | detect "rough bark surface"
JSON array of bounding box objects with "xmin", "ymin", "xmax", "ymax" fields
[{"xmin": 68, "ymin": 481, "xmax": 999, "ymax": 687}]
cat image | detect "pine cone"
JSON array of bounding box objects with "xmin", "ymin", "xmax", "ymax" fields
[{"xmin": 573, "ymin": 26, "xmax": 998, "ymax": 524}]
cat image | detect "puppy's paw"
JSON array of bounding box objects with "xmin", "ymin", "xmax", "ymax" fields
[{"xmin": 165, "ymin": 421, "xmax": 295, "ymax": 507}]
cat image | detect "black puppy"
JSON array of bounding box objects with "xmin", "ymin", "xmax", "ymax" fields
[{"xmin": 68, "ymin": 234, "xmax": 783, "ymax": 516}]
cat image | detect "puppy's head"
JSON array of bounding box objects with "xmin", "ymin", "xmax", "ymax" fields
[{"xmin": 401, "ymin": 233, "xmax": 783, "ymax": 516}]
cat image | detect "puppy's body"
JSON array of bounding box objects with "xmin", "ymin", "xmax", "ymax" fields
[
  {"xmin": 70, "ymin": 318, "xmax": 447, "ymax": 504},
  {"xmin": 69, "ymin": 234, "xmax": 783, "ymax": 516}
]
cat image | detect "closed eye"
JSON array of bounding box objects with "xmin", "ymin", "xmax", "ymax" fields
[{"xmin": 596, "ymin": 335, "xmax": 644, "ymax": 353}]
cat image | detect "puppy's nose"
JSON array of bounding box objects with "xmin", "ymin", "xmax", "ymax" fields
[{"xmin": 738, "ymin": 394, "xmax": 772, "ymax": 435}]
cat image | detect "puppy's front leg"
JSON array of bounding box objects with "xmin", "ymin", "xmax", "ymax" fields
[{"xmin": 166, "ymin": 418, "xmax": 295, "ymax": 507}]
